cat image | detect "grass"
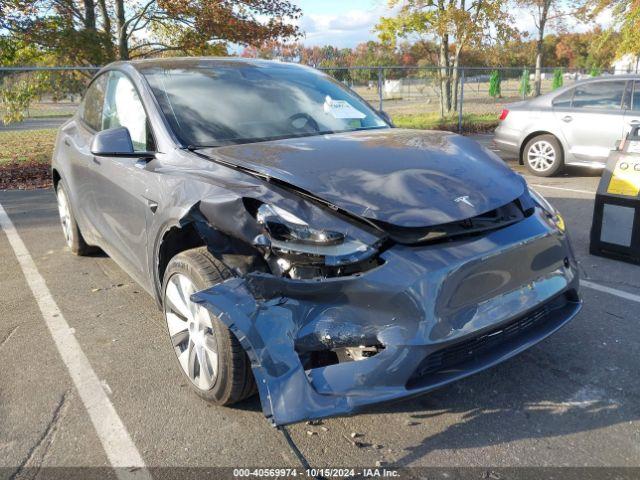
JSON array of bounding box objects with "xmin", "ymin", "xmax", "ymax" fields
[
  {"xmin": 0, "ymin": 129, "xmax": 57, "ymax": 164},
  {"xmin": 26, "ymin": 112, "xmax": 74, "ymax": 119},
  {"xmin": 392, "ymin": 112, "xmax": 499, "ymax": 132},
  {"xmin": 0, "ymin": 113, "xmax": 496, "ymax": 167}
]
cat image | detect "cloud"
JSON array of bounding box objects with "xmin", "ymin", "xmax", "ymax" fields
[
  {"xmin": 298, "ymin": 6, "xmax": 393, "ymax": 48},
  {"xmin": 293, "ymin": 2, "xmax": 613, "ymax": 49}
]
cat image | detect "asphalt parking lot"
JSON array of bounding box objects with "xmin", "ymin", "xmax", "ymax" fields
[{"xmin": 1, "ymin": 136, "xmax": 639, "ymax": 478}]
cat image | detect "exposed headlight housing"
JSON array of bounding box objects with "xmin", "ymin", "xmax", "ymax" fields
[
  {"xmin": 256, "ymin": 204, "xmax": 345, "ymax": 246},
  {"xmin": 253, "ymin": 203, "xmax": 379, "ymax": 271}
]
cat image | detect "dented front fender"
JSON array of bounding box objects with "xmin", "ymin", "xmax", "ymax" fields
[{"xmin": 192, "ymin": 211, "xmax": 582, "ymax": 426}]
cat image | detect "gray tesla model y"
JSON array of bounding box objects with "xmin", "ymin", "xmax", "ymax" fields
[{"xmin": 52, "ymin": 58, "xmax": 581, "ymax": 425}]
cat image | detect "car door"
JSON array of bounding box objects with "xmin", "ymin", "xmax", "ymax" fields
[
  {"xmin": 624, "ymin": 80, "xmax": 640, "ymax": 135},
  {"xmin": 553, "ymin": 79, "xmax": 627, "ymax": 164},
  {"xmin": 90, "ymin": 70, "xmax": 158, "ymax": 288}
]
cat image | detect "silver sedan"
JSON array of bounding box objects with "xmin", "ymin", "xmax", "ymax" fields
[{"xmin": 494, "ymin": 75, "xmax": 640, "ymax": 176}]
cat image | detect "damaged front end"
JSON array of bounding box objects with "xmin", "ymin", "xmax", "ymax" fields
[{"xmin": 191, "ymin": 191, "xmax": 581, "ymax": 426}]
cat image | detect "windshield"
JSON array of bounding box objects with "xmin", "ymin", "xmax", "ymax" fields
[{"xmin": 142, "ymin": 63, "xmax": 389, "ymax": 147}]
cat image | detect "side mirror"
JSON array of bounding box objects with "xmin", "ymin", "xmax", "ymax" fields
[
  {"xmin": 90, "ymin": 127, "xmax": 154, "ymax": 159},
  {"xmin": 377, "ymin": 110, "xmax": 394, "ymax": 126}
]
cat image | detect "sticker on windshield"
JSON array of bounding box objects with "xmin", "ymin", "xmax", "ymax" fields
[{"xmin": 323, "ymin": 96, "xmax": 366, "ymax": 119}]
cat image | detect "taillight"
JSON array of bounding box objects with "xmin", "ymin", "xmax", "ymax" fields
[{"xmin": 499, "ymin": 109, "xmax": 509, "ymax": 121}]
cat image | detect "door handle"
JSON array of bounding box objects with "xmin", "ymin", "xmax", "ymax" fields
[
  {"xmin": 134, "ymin": 158, "xmax": 149, "ymax": 169},
  {"xmin": 630, "ymin": 120, "xmax": 640, "ymax": 125},
  {"xmin": 562, "ymin": 116, "xmax": 573, "ymax": 123},
  {"xmin": 145, "ymin": 198, "xmax": 158, "ymax": 214}
]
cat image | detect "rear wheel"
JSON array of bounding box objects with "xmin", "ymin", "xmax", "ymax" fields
[
  {"xmin": 523, "ymin": 134, "xmax": 564, "ymax": 177},
  {"xmin": 56, "ymin": 181, "xmax": 93, "ymax": 255},
  {"xmin": 162, "ymin": 247, "xmax": 255, "ymax": 405}
]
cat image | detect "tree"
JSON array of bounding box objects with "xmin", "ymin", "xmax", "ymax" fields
[
  {"xmin": 519, "ymin": 68, "xmax": 531, "ymax": 96},
  {"xmin": 588, "ymin": 0, "xmax": 640, "ymax": 61},
  {"xmin": 0, "ymin": 0, "xmax": 301, "ymax": 63},
  {"xmin": 516, "ymin": 0, "xmax": 586, "ymax": 96},
  {"xmin": 586, "ymin": 29, "xmax": 620, "ymax": 71},
  {"xmin": 519, "ymin": 0, "xmax": 550, "ymax": 96},
  {"xmin": 552, "ymin": 67, "xmax": 563, "ymax": 89},
  {"xmin": 613, "ymin": 3, "xmax": 640, "ymax": 57},
  {"xmin": 376, "ymin": 0, "xmax": 516, "ymax": 116},
  {"xmin": 489, "ymin": 70, "xmax": 501, "ymax": 98},
  {"xmin": 0, "ymin": 75, "xmax": 45, "ymax": 124},
  {"xmin": 241, "ymin": 41, "xmax": 304, "ymax": 62},
  {"xmin": 553, "ymin": 27, "xmax": 617, "ymax": 70}
]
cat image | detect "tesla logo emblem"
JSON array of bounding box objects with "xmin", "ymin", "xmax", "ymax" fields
[{"xmin": 455, "ymin": 195, "xmax": 474, "ymax": 207}]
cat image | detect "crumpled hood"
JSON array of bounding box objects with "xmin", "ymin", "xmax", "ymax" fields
[{"xmin": 198, "ymin": 129, "xmax": 526, "ymax": 228}]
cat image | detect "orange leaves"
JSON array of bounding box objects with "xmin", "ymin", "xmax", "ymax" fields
[
  {"xmin": 155, "ymin": 0, "xmax": 301, "ymax": 47},
  {"xmin": 1, "ymin": 0, "xmax": 301, "ymax": 63}
]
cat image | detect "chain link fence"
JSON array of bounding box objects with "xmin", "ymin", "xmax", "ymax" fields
[
  {"xmin": 319, "ymin": 66, "xmax": 611, "ymax": 130},
  {"xmin": 0, "ymin": 67, "xmax": 99, "ymax": 124},
  {"xmin": 0, "ymin": 64, "xmax": 615, "ymax": 167},
  {"xmin": 0, "ymin": 65, "xmax": 610, "ymax": 124}
]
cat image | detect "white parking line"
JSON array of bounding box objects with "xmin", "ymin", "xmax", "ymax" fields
[
  {"xmin": 529, "ymin": 184, "xmax": 595, "ymax": 195},
  {"xmin": 581, "ymin": 280, "xmax": 640, "ymax": 304},
  {"xmin": 0, "ymin": 203, "xmax": 150, "ymax": 480}
]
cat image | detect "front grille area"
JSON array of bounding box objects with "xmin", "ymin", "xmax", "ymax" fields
[
  {"xmin": 408, "ymin": 293, "xmax": 571, "ymax": 387},
  {"xmin": 375, "ymin": 197, "xmax": 532, "ymax": 245}
]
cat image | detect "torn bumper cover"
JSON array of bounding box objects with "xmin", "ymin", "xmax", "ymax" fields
[{"xmin": 192, "ymin": 210, "xmax": 581, "ymax": 426}]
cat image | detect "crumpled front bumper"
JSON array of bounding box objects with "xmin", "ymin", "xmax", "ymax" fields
[{"xmin": 192, "ymin": 209, "xmax": 581, "ymax": 426}]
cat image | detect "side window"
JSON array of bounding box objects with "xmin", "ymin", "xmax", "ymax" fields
[
  {"xmin": 102, "ymin": 71, "xmax": 153, "ymax": 151},
  {"xmin": 571, "ymin": 81, "xmax": 626, "ymax": 110},
  {"xmin": 632, "ymin": 81, "xmax": 640, "ymax": 111},
  {"xmin": 81, "ymin": 74, "xmax": 108, "ymax": 131},
  {"xmin": 552, "ymin": 88, "xmax": 574, "ymax": 108}
]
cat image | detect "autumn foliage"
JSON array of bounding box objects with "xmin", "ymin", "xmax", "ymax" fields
[{"xmin": 0, "ymin": 0, "xmax": 301, "ymax": 64}]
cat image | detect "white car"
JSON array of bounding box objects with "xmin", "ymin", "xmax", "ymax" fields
[{"xmin": 494, "ymin": 75, "xmax": 640, "ymax": 176}]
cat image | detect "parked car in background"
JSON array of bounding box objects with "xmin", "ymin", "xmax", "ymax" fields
[{"xmin": 494, "ymin": 75, "xmax": 640, "ymax": 176}]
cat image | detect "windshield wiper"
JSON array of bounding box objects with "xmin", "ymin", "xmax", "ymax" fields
[
  {"xmin": 185, "ymin": 126, "xmax": 390, "ymax": 150},
  {"xmin": 186, "ymin": 131, "xmax": 336, "ymax": 149}
]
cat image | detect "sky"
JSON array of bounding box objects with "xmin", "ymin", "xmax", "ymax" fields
[
  {"xmin": 294, "ymin": 0, "xmax": 393, "ymax": 48},
  {"xmin": 292, "ymin": 0, "xmax": 613, "ymax": 48}
]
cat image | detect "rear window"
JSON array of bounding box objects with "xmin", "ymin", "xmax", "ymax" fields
[
  {"xmin": 632, "ymin": 81, "xmax": 640, "ymax": 110},
  {"xmin": 571, "ymin": 81, "xmax": 626, "ymax": 110}
]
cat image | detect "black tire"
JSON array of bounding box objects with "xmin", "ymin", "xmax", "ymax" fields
[
  {"xmin": 523, "ymin": 134, "xmax": 564, "ymax": 177},
  {"xmin": 162, "ymin": 247, "xmax": 255, "ymax": 405},
  {"xmin": 56, "ymin": 180, "xmax": 93, "ymax": 256}
]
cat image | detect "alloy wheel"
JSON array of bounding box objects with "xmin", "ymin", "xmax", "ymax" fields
[
  {"xmin": 57, "ymin": 188, "xmax": 73, "ymax": 247},
  {"xmin": 527, "ymin": 140, "xmax": 556, "ymax": 172},
  {"xmin": 164, "ymin": 273, "xmax": 219, "ymax": 391}
]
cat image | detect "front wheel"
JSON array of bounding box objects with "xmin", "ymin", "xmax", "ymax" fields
[
  {"xmin": 162, "ymin": 247, "xmax": 255, "ymax": 405},
  {"xmin": 56, "ymin": 181, "xmax": 93, "ymax": 255},
  {"xmin": 523, "ymin": 135, "xmax": 564, "ymax": 177}
]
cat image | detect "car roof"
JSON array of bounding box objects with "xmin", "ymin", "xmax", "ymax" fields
[
  {"xmin": 117, "ymin": 56, "xmax": 308, "ymax": 72},
  {"xmin": 575, "ymin": 74, "xmax": 640, "ymax": 82}
]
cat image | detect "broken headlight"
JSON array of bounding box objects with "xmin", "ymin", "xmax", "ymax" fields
[{"xmin": 253, "ymin": 203, "xmax": 379, "ymax": 270}]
